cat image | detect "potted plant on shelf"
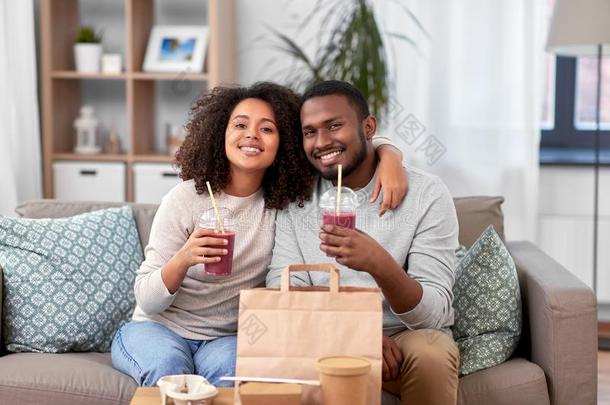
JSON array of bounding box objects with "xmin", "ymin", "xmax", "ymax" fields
[
  {"xmin": 74, "ymin": 26, "xmax": 103, "ymax": 73},
  {"xmin": 272, "ymin": 0, "xmax": 426, "ymax": 122}
]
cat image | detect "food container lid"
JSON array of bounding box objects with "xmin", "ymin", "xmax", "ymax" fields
[
  {"xmin": 239, "ymin": 382, "xmax": 302, "ymax": 396},
  {"xmin": 317, "ymin": 356, "xmax": 372, "ymax": 376}
]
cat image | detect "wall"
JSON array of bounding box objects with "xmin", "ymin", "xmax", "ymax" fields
[
  {"xmin": 236, "ymin": 0, "xmax": 320, "ymax": 86},
  {"xmin": 538, "ymin": 166, "xmax": 610, "ymax": 319}
]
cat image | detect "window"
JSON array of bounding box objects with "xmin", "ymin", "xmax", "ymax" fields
[
  {"xmin": 575, "ymin": 57, "xmax": 610, "ymax": 130},
  {"xmin": 540, "ymin": 54, "xmax": 556, "ymax": 130},
  {"xmin": 540, "ymin": 56, "xmax": 610, "ymax": 151},
  {"xmin": 539, "ymin": 0, "xmax": 610, "ymax": 159},
  {"xmin": 540, "ymin": 0, "xmax": 556, "ymax": 131}
]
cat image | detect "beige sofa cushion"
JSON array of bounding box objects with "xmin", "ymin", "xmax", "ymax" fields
[
  {"xmin": 0, "ymin": 352, "xmax": 137, "ymax": 405},
  {"xmin": 381, "ymin": 357, "xmax": 549, "ymax": 405},
  {"xmin": 15, "ymin": 200, "xmax": 158, "ymax": 250},
  {"xmin": 457, "ymin": 358, "xmax": 549, "ymax": 405},
  {"xmin": 453, "ymin": 196, "xmax": 505, "ymax": 248}
]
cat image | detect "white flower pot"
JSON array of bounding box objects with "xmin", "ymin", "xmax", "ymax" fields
[{"xmin": 74, "ymin": 43, "xmax": 102, "ymax": 73}]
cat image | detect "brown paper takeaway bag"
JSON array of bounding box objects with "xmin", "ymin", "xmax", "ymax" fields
[{"xmin": 236, "ymin": 264, "xmax": 383, "ymax": 405}]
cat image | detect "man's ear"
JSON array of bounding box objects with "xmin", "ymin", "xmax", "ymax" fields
[{"xmin": 363, "ymin": 115, "xmax": 377, "ymax": 140}]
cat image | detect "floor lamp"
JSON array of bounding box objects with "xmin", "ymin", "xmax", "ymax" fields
[{"xmin": 547, "ymin": 0, "xmax": 610, "ymax": 349}]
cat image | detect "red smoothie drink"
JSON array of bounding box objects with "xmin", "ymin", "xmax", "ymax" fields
[
  {"xmin": 322, "ymin": 211, "xmax": 356, "ymax": 229},
  {"xmin": 204, "ymin": 230, "xmax": 235, "ymax": 276}
]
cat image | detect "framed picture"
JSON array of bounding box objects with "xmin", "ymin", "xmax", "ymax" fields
[{"xmin": 143, "ymin": 26, "xmax": 208, "ymax": 73}]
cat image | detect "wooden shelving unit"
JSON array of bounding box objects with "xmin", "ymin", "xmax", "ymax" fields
[
  {"xmin": 130, "ymin": 72, "xmax": 209, "ymax": 81},
  {"xmin": 132, "ymin": 154, "xmax": 175, "ymax": 163},
  {"xmin": 51, "ymin": 71, "xmax": 128, "ymax": 80},
  {"xmin": 39, "ymin": 0, "xmax": 236, "ymax": 202},
  {"xmin": 53, "ymin": 153, "xmax": 128, "ymax": 162}
]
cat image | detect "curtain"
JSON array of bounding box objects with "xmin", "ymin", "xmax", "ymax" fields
[
  {"xmin": 376, "ymin": 0, "xmax": 546, "ymax": 242},
  {"xmin": 0, "ymin": 0, "xmax": 42, "ymax": 216}
]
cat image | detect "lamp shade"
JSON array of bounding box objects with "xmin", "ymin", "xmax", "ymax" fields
[{"xmin": 546, "ymin": 0, "xmax": 610, "ymax": 56}]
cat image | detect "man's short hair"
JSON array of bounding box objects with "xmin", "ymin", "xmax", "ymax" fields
[{"xmin": 301, "ymin": 80, "xmax": 370, "ymax": 121}]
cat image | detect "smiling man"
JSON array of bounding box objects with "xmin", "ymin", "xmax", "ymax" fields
[{"xmin": 266, "ymin": 80, "xmax": 460, "ymax": 405}]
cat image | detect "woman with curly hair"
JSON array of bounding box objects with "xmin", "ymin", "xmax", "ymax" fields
[{"xmin": 111, "ymin": 82, "xmax": 406, "ymax": 387}]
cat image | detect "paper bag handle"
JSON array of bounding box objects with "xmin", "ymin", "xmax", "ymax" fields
[{"xmin": 280, "ymin": 263, "xmax": 340, "ymax": 292}]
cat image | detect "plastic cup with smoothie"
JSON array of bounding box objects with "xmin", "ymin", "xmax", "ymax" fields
[
  {"xmin": 197, "ymin": 207, "xmax": 235, "ymax": 276},
  {"xmin": 319, "ymin": 186, "xmax": 358, "ymax": 229}
]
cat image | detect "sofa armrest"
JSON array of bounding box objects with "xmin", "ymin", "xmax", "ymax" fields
[{"xmin": 507, "ymin": 241, "xmax": 597, "ymax": 405}]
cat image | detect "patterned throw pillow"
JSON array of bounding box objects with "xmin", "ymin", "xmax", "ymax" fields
[
  {"xmin": 451, "ymin": 225, "xmax": 521, "ymax": 376},
  {"xmin": 0, "ymin": 207, "xmax": 142, "ymax": 353}
]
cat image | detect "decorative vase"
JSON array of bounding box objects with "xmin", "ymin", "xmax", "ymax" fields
[{"xmin": 74, "ymin": 43, "xmax": 102, "ymax": 73}]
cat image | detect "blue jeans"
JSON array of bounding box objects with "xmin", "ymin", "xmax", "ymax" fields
[{"xmin": 111, "ymin": 320, "xmax": 237, "ymax": 387}]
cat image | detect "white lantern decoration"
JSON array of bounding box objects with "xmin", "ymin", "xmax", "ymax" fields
[{"xmin": 74, "ymin": 106, "xmax": 101, "ymax": 154}]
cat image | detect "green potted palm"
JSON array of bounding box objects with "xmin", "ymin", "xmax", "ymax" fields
[
  {"xmin": 272, "ymin": 0, "xmax": 425, "ymax": 121},
  {"xmin": 74, "ymin": 26, "xmax": 103, "ymax": 73}
]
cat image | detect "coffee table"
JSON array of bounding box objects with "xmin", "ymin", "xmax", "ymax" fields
[{"xmin": 130, "ymin": 387, "xmax": 234, "ymax": 405}]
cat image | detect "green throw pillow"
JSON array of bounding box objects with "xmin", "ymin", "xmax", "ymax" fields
[
  {"xmin": 451, "ymin": 225, "xmax": 521, "ymax": 376},
  {"xmin": 0, "ymin": 206, "xmax": 142, "ymax": 353}
]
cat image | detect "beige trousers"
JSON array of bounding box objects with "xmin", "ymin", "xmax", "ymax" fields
[{"xmin": 382, "ymin": 329, "xmax": 460, "ymax": 405}]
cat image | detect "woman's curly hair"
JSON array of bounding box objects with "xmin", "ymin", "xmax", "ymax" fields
[{"xmin": 175, "ymin": 82, "xmax": 315, "ymax": 209}]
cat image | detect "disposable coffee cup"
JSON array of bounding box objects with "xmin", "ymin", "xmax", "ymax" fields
[
  {"xmin": 198, "ymin": 208, "xmax": 235, "ymax": 276},
  {"xmin": 319, "ymin": 187, "xmax": 358, "ymax": 229},
  {"xmin": 317, "ymin": 356, "xmax": 371, "ymax": 405}
]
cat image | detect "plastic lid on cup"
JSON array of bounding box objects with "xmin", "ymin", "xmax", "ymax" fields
[
  {"xmin": 317, "ymin": 356, "xmax": 372, "ymax": 376},
  {"xmin": 198, "ymin": 207, "xmax": 236, "ymax": 232},
  {"xmin": 319, "ymin": 187, "xmax": 359, "ymax": 211}
]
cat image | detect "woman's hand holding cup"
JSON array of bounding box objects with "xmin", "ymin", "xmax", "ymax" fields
[{"xmin": 178, "ymin": 228, "xmax": 229, "ymax": 268}]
